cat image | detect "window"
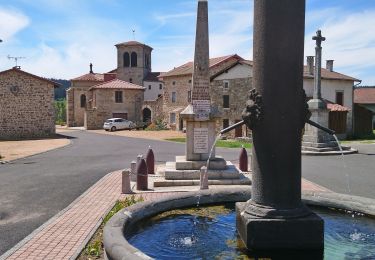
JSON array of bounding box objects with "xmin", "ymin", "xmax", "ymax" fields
[
  {"xmin": 148, "ymin": 85, "xmax": 152, "ymax": 90},
  {"xmin": 223, "ymin": 119, "xmax": 229, "ymax": 129},
  {"xmin": 189, "ymin": 79, "xmax": 192, "ymax": 83},
  {"xmin": 145, "ymin": 54, "xmax": 148, "ymax": 68},
  {"xmin": 131, "ymin": 52, "xmax": 137, "ymax": 67},
  {"xmin": 80, "ymin": 94, "xmax": 86, "ymax": 108},
  {"xmin": 172, "ymin": 81, "xmax": 176, "ymax": 85},
  {"xmin": 129, "ymin": 78, "xmax": 133, "ymax": 83},
  {"xmin": 170, "ymin": 113, "xmax": 176, "ymax": 124},
  {"xmin": 159, "ymin": 84, "xmax": 163, "ymax": 90},
  {"xmin": 336, "ymin": 91, "xmax": 344, "ymax": 106},
  {"xmin": 223, "ymin": 95, "xmax": 229, "ymax": 108},
  {"xmin": 172, "ymin": 92, "xmax": 177, "ymax": 103},
  {"xmin": 123, "ymin": 52, "xmax": 130, "ymax": 67},
  {"xmin": 224, "ymin": 81, "xmax": 229, "ymax": 90},
  {"xmin": 115, "ymin": 91, "xmax": 123, "ymax": 103},
  {"xmin": 188, "ymin": 90, "xmax": 192, "ymax": 103}
]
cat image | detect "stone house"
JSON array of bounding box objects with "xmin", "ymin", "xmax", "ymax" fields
[
  {"xmin": 160, "ymin": 55, "xmax": 359, "ymax": 137},
  {"xmin": 159, "ymin": 54, "xmax": 244, "ymax": 131},
  {"xmin": 84, "ymin": 77, "xmax": 145, "ymax": 130},
  {"xmin": 303, "ymin": 58, "xmax": 360, "ymax": 137},
  {"xmin": 0, "ymin": 67, "xmax": 58, "ymax": 139},
  {"xmin": 67, "ymin": 41, "xmax": 164, "ymax": 128}
]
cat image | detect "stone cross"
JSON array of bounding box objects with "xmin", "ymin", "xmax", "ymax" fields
[
  {"xmin": 312, "ymin": 30, "xmax": 325, "ymax": 48},
  {"xmin": 312, "ymin": 30, "xmax": 325, "ymax": 100},
  {"xmin": 89, "ymin": 63, "xmax": 93, "ymax": 74}
]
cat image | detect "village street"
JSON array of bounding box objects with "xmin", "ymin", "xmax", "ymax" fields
[{"xmin": 0, "ymin": 130, "xmax": 374, "ymax": 255}]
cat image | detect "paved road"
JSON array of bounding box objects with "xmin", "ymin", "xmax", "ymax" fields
[
  {"xmin": 0, "ymin": 131, "xmax": 374, "ymax": 255},
  {"xmin": 302, "ymin": 143, "xmax": 375, "ymax": 198}
]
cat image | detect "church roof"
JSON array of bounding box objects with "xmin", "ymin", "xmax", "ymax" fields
[
  {"xmin": 0, "ymin": 67, "xmax": 61, "ymax": 87},
  {"xmin": 303, "ymin": 67, "xmax": 360, "ymax": 82},
  {"xmin": 89, "ymin": 79, "xmax": 145, "ymax": 91},
  {"xmin": 71, "ymin": 73, "xmax": 104, "ymax": 82},
  {"xmin": 144, "ymin": 72, "xmax": 163, "ymax": 82},
  {"xmin": 115, "ymin": 41, "xmax": 153, "ymax": 50},
  {"xmin": 354, "ymin": 88, "xmax": 375, "ymax": 104},
  {"xmin": 160, "ymin": 54, "xmax": 243, "ymax": 78}
]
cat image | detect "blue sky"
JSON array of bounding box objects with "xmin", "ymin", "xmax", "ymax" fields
[{"xmin": 0, "ymin": 0, "xmax": 374, "ymax": 85}]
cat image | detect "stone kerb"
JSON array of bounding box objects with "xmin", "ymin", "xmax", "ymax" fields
[{"xmin": 103, "ymin": 188, "xmax": 375, "ymax": 260}]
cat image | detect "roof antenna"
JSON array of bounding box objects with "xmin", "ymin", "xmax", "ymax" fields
[
  {"xmin": 90, "ymin": 63, "xmax": 93, "ymax": 74},
  {"xmin": 132, "ymin": 29, "xmax": 136, "ymax": 40},
  {"xmin": 8, "ymin": 55, "xmax": 26, "ymax": 69}
]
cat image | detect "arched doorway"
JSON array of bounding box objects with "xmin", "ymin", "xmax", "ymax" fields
[{"xmin": 142, "ymin": 107, "xmax": 151, "ymax": 123}]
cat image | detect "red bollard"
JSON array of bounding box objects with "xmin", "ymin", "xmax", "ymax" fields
[
  {"xmin": 136, "ymin": 159, "xmax": 148, "ymax": 190},
  {"xmin": 146, "ymin": 146, "xmax": 155, "ymax": 175},
  {"xmin": 239, "ymin": 146, "xmax": 248, "ymax": 172}
]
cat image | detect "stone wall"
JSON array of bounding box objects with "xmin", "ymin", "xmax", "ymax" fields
[
  {"xmin": 143, "ymin": 95, "xmax": 164, "ymax": 122},
  {"xmin": 116, "ymin": 45, "xmax": 151, "ymax": 86},
  {"xmin": 161, "ymin": 59, "xmax": 250, "ymax": 134},
  {"xmin": 67, "ymin": 81, "xmax": 99, "ymax": 127},
  {"xmin": 0, "ymin": 69, "xmax": 55, "ymax": 139},
  {"xmin": 84, "ymin": 108, "xmax": 111, "ymax": 130},
  {"xmin": 211, "ymin": 77, "xmax": 252, "ymax": 138}
]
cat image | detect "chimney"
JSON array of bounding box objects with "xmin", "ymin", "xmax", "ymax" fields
[
  {"xmin": 326, "ymin": 60, "xmax": 334, "ymax": 72},
  {"xmin": 89, "ymin": 63, "xmax": 93, "ymax": 74},
  {"xmin": 104, "ymin": 73, "xmax": 116, "ymax": 82},
  {"xmin": 306, "ymin": 56, "xmax": 314, "ymax": 75}
]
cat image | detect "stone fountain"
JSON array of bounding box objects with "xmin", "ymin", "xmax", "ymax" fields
[{"xmin": 103, "ymin": 1, "xmax": 375, "ymax": 259}]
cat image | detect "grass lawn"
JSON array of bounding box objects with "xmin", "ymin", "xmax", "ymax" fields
[
  {"xmin": 78, "ymin": 195, "xmax": 143, "ymax": 260},
  {"xmin": 341, "ymin": 130, "xmax": 375, "ymax": 144},
  {"xmin": 165, "ymin": 137, "xmax": 252, "ymax": 149}
]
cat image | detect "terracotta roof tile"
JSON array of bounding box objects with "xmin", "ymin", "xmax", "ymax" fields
[
  {"xmin": 89, "ymin": 79, "xmax": 145, "ymax": 90},
  {"xmin": 327, "ymin": 103, "xmax": 350, "ymax": 112},
  {"xmin": 0, "ymin": 68, "xmax": 61, "ymax": 87},
  {"xmin": 160, "ymin": 54, "xmax": 243, "ymax": 78},
  {"xmin": 303, "ymin": 66, "xmax": 359, "ymax": 82},
  {"xmin": 71, "ymin": 73, "xmax": 104, "ymax": 82},
  {"xmin": 144, "ymin": 72, "xmax": 163, "ymax": 82},
  {"xmin": 354, "ymin": 88, "xmax": 375, "ymax": 104},
  {"xmin": 115, "ymin": 41, "xmax": 153, "ymax": 50},
  {"xmin": 160, "ymin": 55, "xmax": 358, "ymax": 82}
]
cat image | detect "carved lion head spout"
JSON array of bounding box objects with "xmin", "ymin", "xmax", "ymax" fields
[{"xmin": 242, "ymin": 88, "xmax": 263, "ymax": 130}]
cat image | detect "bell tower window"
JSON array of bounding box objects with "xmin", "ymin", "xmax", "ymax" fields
[
  {"xmin": 123, "ymin": 52, "xmax": 130, "ymax": 67},
  {"xmin": 131, "ymin": 52, "xmax": 137, "ymax": 67}
]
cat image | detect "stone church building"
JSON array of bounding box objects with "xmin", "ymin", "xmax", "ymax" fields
[{"xmin": 67, "ymin": 41, "xmax": 164, "ymax": 129}]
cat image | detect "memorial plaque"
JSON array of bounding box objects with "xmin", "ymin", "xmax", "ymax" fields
[
  {"xmin": 193, "ymin": 100, "xmax": 211, "ymax": 121},
  {"xmin": 194, "ymin": 128, "xmax": 209, "ymax": 153}
]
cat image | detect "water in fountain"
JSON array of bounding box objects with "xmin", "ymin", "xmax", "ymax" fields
[
  {"xmin": 332, "ymin": 134, "xmax": 351, "ymax": 195},
  {"xmin": 127, "ymin": 204, "xmax": 375, "ymax": 260},
  {"xmin": 198, "ymin": 133, "xmax": 222, "ymax": 190}
]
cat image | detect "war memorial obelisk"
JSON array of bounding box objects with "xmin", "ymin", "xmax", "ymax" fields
[{"xmin": 164, "ymin": 0, "xmax": 241, "ymax": 180}]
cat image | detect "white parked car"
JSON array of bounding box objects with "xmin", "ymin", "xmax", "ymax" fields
[{"xmin": 103, "ymin": 118, "xmax": 135, "ymax": 132}]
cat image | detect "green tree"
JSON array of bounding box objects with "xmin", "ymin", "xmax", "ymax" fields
[{"xmin": 54, "ymin": 99, "xmax": 67, "ymax": 125}]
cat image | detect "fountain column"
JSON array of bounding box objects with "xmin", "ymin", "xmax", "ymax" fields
[{"xmin": 236, "ymin": 0, "xmax": 324, "ymax": 250}]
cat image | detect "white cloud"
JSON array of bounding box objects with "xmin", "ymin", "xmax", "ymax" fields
[
  {"xmin": 305, "ymin": 9, "xmax": 375, "ymax": 85},
  {"xmin": 0, "ymin": 7, "xmax": 30, "ymax": 41}
]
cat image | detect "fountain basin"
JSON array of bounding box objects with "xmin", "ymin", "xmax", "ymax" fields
[{"xmin": 103, "ymin": 188, "xmax": 375, "ymax": 260}]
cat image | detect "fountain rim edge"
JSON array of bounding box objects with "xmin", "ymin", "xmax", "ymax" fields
[{"xmin": 103, "ymin": 188, "xmax": 375, "ymax": 260}]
